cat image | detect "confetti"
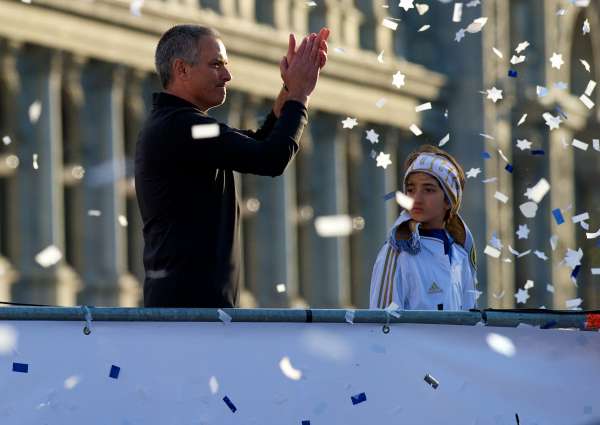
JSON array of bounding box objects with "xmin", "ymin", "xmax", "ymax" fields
[
  {"xmin": 375, "ymin": 152, "xmax": 392, "ymax": 169},
  {"xmin": 516, "ymin": 139, "xmax": 532, "ymax": 150},
  {"xmin": 109, "ymin": 365, "xmax": 120, "ymax": 379},
  {"xmin": 579, "ymin": 94, "xmax": 595, "ymax": 109},
  {"xmin": 452, "ymin": 3, "xmax": 463, "ymax": 22},
  {"xmin": 13, "ymin": 362, "xmax": 28, "ymax": 373},
  {"xmin": 377, "ymin": 50, "xmax": 384, "ymax": 63},
  {"xmin": 494, "ymin": 191, "xmax": 509, "ymax": 204},
  {"xmin": 395, "ymin": 191, "xmax": 414, "ymax": 210},
  {"xmin": 482, "ymin": 177, "xmax": 497, "ymax": 184},
  {"xmin": 341, "ymin": 117, "xmax": 358, "ymax": 129},
  {"xmin": 549, "ymin": 52, "xmax": 564, "ymax": 69},
  {"xmin": 528, "ymin": 178, "xmax": 550, "ymax": 203},
  {"xmin": 484, "ymin": 245, "xmax": 501, "ymax": 258},
  {"xmin": 279, "ymin": 356, "xmax": 302, "ymax": 380},
  {"xmin": 489, "ymin": 234, "xmax": 503, "ymax": 250},
  {"xmin": 438, "ymin": 133, "xmax": 450, "ymax": 147},
  {"xmin": 481, "ymin": 152, "xmax": 491, "ymax": 159},
  {"xmin": 572, "ymin": 212, "xmax": 589, "ymax": 224},
  {"xmin": 514, "ymin": 288, "xmax": 529, "ymax": 304},
  {"xmin": 510, "ymin": 55, "xmax": 526, "ymax": 65},
  {"xmin": 583, "ymin": 19, "xmax": 590, "ymax": 34},
  {"xmin": 524, "ymin": 280, "xmax": 534, "ymax": 290},
  {"xmin": 28, "ymin": 100, "xmax": 42, "ymax": 123},
  {"xmin": 365, "ymin": 129, "xmax": 379, "ymax": 144},
  {"xmin": 552, "ymin": 208, "xmax": 565, "ymax": 225},
  {"xmin": 409, "ymin": 124, "xmax": 422, "ymax": 136},
  {"xmin": 584, "ymin": 80, "xmax": 596, "ymax": 96},
  {"xmin": 566, "ymin": 298, "xmax": 582, "ymax": 309},
  {"xmin": 536, "ymin": 86, "xmax": 548, "ymax": 97},
  {"xmin": 465, "ymin": 17, "xmax": 487, "ymax": 33},
  {"xmin": 276, "ymin": 283, "xmax": 286, "ymax": 293},
  {"xmin": 415, "ymin": 102, "xmax": 432, "ymax": 112},
  {"xmin": 486, "ymin": 333, "xmax": 516, "ymax": 357},
  {"xmin": 223, "ymin": 396, "xmax": 237, "ymax": 413},
  {"xmin": 586, "ymin": 229, "xmax": 600, "ymax": 239},
  {"xmin": 32, "ymin": 154, "xmax": 38, "ymax": 170},
  {"xmin": 345, "ymin": 309, "xmax": 355, "ymax": 324},
  {"xmin": 455, "ymin": 29, "xmax": 465, "ymax": 42},
  {"xmin": 515, "ymin": 41, "xmax": 530, "ymax": 53},
  {"xmin": 64, "ymin": 375, "xmax": 81, "ymax": 390},
  {"xmin": 572, "ymin": 138, "xmax": 588, "ymax": 151},
  {"xmin": 591, "ymin": 268, "xmax": 600, "ymax": 275},
  {"xmin": 415, "ymin": 3, "xmax": 429, "ymax": 15},
  {"xmin": 218, "ymin": 309, "xmax": 232, "ymax": 324},
  {"xmin": 466, "ymin": 168, "xmax": 481, "ymax": 178},
  {"xmin": 417, "ymin": 25, "xmax": 430, "ymax": 32},
  {"xmin": 191, "ymin": 123, "xmax": 220, "ymax": 139},
  {"xmin": 209, "ymin": 376, "xmax": 219, "ymax": 394},
  {"xmin": 492, "ymin": 47, "xmax": 503, "ymax": 58},
  {"xmin": 392, "ymin": 71, "xmax": 406, "ymax": 88},
  {"xmin": 424, "ymin": 374, "xmax": 439, "ymax": 389},
  {"xmin": 550, "ymin": 235, "xmax": 559, "ymax": 251},
  {"xmin": 554, "ymin": 81, "xmax": 568, "ymax": 90},
  {"xmin": 382, "ymin": 18, "xmax": 398, "ymax": 31},
  {"xmin": 2, "ymin": 135, "xmax": 11, "ymax": 145},
  {"xmin": 516, "ymin": 224, "xmax": 530, "ymax": 239},
  {"xmin": 508, "ymin": 70, "xmax": 518, "ymax": 78},
  {"xmin": 385, "ymin": 302, "xmax": 401, "ymax": 318},
  {"xmin": 130, "ymin": 0, "xmax": 144, "ymax": 16},
  {"xmin": 351, "ymin": 392, "xmax": 367, "ymax": 405},
  {"xmin": 0, "ymin": 326, "xmax": 17, "ymax": 355},
  {"xmin": 534, "ymin": 251, "xmax": 548, "ymax": 261},
  {"xmin": 517, "ymin": 113, "xmax": 527, "ymax": 126},
  {"xmin": 520, "ymin": 202, "xmax": 538, "ymax": 218},
  {"xmin": 564, "ymin": 248, "xmax": 583, "ymax": 269},
  {"xmin": 118, "ymin": 215, "xmax": 128, "ymax": 227},
  {"xmin": 35, "ymin": 245, "xmax": 62, "ymax": 268},
  {"xmin": 375, "ymin": 98, "xmax": 386, "ymax": 108},
  {"xmin": 580, "ymin": 59, "xmax": 591, "ymax": 72},
  {"xmin": 399, "ymin": 0, "xmax": 414, "ymax": 11},
  {"xmin": 486, "ymin": 87, "xmax": 503, "ymax": 103},
  {"xmin": 88, "ymin": 210, "xmax": 101, "ymax": 216},
  {"xmin": 543, "ymin": 113, "xmax": 561, "ymax": 130},
  {"xmin": 498, "ymin": 149, "xmax": 509, "ymax": 163},
  {"xmin": 594, "ymin": 139, "xmax": 600, "ymax": 151},
  {"xmin": 315, "ymin": 215, "xmax": 353, "ymax": 237}
]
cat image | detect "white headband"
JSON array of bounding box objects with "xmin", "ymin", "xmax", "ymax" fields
[{"xmin": 403, "ymin": 153, "xmax": 462, "ymax": 209}]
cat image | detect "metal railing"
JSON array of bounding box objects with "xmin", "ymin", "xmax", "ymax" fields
[{"xmin": 0, "ymin": 306, "xmax": 598, "ymax": 330}]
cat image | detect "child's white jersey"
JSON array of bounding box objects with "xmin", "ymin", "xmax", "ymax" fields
[{"xmin": 370, "ymin": 211, "xmax": 478, "ymax": 311}]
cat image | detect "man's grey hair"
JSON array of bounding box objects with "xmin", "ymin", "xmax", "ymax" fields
[{"xmin": 155, "ymin": 25, "xmax": 220, "ymax": 89}]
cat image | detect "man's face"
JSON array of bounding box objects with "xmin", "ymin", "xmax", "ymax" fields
[
  {"xmin": 405, "ymin": 172, "xmax": 450, "ymax": 229},
  {"xmin": 185, "ymin": 36, "xmax": 232, "ymax": 111}
]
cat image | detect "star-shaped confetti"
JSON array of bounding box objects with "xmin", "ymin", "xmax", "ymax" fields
[
  {"xmin": 564, "ymin": 248, "xmax": 583, "ymax": 269},
  {"xmin": 398, "ymin": 0, "xmax": 415, "ymax": 12},
  {"xmin": 514, "ymin": 288, "xmax": 530, "ymax": 304},
  {"xmin": 549, "ymin": 52, "xmax": 564, "ymax": 69},
  {"xmin": 376, "ymin": 152, "xmax": 392, "ymax": 169},
  {"xmin": 486, "ymin": 87, "xmax": 503, "ymax": 103},
  {"xmin": 489, "ymin": 233, "xmax": 503, "ymax": 250},
  {"xmin": 516, "ymin": 139, "xmax": 532, "ymax": 150},
  {"xmin": 466, "ymin": 167, "xmax": 481, "ymax": 178},
  {"xmin": 516, "ymin": 224, "xmax": 530, "ymax": 240},
  {"xmin": 392, "ymin": 71, "xmax": 406, "ymax": 88},
  {"xmin": 455, "ymin": 29, "xmax": 466, "ymax": 42},
  {"xmin": 543, "ymin": 112, "xmax": 561, "ymax": 130},
  {"xmin": 365, "ymin": 129, "xmax": 379, "ymax": 144},
  {"xmin": 342, "ymin": 117, "xmax": 358, "ymax": 129}
]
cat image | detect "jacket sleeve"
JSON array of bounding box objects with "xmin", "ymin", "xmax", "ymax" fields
[
  {"xmin": 370, "ymin": 242, "xmax": 403, "ymax": 309},
  {"xmin": 461, "ymin": 248, "xmax": 479, "ymax": 310},
  {"xmin": 174, "ymin": 100, "xmax": 307, "ymax": 177},
  {"xmin": 235, "ymin": 111, "xmax": 277, "ymax": 141}
]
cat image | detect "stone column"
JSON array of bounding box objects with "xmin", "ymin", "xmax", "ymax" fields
[
  {"xmin": 12, "ymin": 45, "xmax": 80, "ymax": 306},
  {"xmin": 77, "ymin": 61, "xmax": 138, "ymax": 306}
]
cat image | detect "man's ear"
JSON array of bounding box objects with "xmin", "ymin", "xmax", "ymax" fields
[{"xmin": 172, "ymin": 58, "xmax": 188, "ymax": 81}]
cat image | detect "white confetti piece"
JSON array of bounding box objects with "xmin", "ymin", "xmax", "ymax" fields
[
  {"xmin": 579, "ymin": 94, "xmax": 595, "ymax": 109},
  {"xmin": 546, "ymin": 284, "xmax": 554, "ymax": 293},
  {"xmin": 452, "ymin": 3, "xmax": 463, "ymax": 22},
  {"xmin": 594, "ymin": 139, "xmax": 599, "ymax": 151},
  {"xmin": 0, "ymin": 325, "xmax": 17, "ymax": 355},
  {"xmin": 584, "ymin": 80, "xmax": 596, "ymax": 96},
  {"xmin": 209, "ymin": 376, "xmax": 219, "ymax": 394},
  {"xmin": 586, "ymin": 229, "xmax": 600, "ymax": 239},
  {"xmin": 543, "ymin": 112, "xmax": 561, "ymax": 130},
  {"xmin": 514, "ymin": 288, "xmax": 530, "ymax": 304},
  {"xmin": 524, "ymin": 280, "xmax": 534, "ymax": 290},
  {"xmin": 480, "ymin": 133, "xmax": 495, "ymax": 140},
  {"xmin": 549, "ymin": 52, "xmax": 564, "ymax": 69},
  {"xmin": 376, "ymin": 152, "xmax": 392, "ymax": 169},
  {"xmin": 375, "ymin": 98, "xmax": 386, "ymax": 108},
  {"xmin": 438, "ymin": 133, "xmax": 450, "ymax": 147},
  {"xmin": 528, "ymin": 178, "xmax": 550, "ymax": 203},
  {"xmin": 28, "ymin": 100, "xmax": 42, "ymax": 123},
  {"xmin": 315, "ymin": 215, "xmax": 353, "ymax": 237},
  {"xmin": 492, "ymin": 47, "xmax": 503, "ymax": 58},
  {"xmin": 534, "ymin": 251, "xmax": 548, "ymax": 261},
  {"xmin": 385, "ymin": 302, "xmax": 401, "ymax": 318},
  {"xmin": 2, "ymin": 135, "xmax": 11, "ymax": 145},
  {"xmin": 118, "ymin": 215, "xmax": 128, "ymax": 227},
  {"xmin": 572, "ymin": 138, "xmax": 589, "ymax": 151},
  {"xmin": 565, "ymin": 298, "xmax": 582, "ymax": 309},
  {"xmin": 591, "ymin": 268, "xmax": 600, "ymax": 275},
  {"xmin": 484, "ymin": 245, "xmax": 501, "ymax": 258},
  {"xmin": 32, "ymin": 153, "xmax": 38, "ymax": 170},
  {"xmin": 409, "ymin": 124, "xmax": 422, "ymax": 136},
  {"xmin": 382, "ymin": 18, "xmax": 398, "ymax": 31},
  {"xmin": 515, "ymin": 41, "xmax": 530, "ymax": 53},
  {"xmin": 415, "ymin": 102, "xmax": 432, "ymax": 112},
  {"xmin": 536, "ymin": 85, "xmax": 548, "ymax": 97},
  {"xmin": 510, "ymin": 55, "xmax": 526, "ymax": 65},
  {"xmin": 550, "ymin": 235, "xmax": 558, "ymax": 251},
  {"xmin": 497, "ymin": 149, "xmax": 509, "ymax": 163},
  {"xmin": 345, "ymin": 309, "xmax": 355, "ymax": 324},
  {"xmin": 395, "ymin": 191, "xmax": 415, "ymax": 210},
  {"xmin": 377, "ymin": 50, "xmax": 384, "ymax": 63},
  {"xmin": 88, "ymin": 210, "xmax": 101, "ymax": 216},
  {"xmin": 465, "ymin": 17, "xmax": 487, "ymax": 33},
  {"xmin": 519, "ymin": 201, "xmax": 538, "ymax": 218},
  {"xmin": 580, "ymin": 59, "xmax": 591, "ymax": 72},
  {"xmin": 342, "ymin": 117, "xmax": 358, "ymax": 129},
  {"xmin": 482, "ymin": 177, "xmax": 497, "ymax": 184},
  {"xmin": 64, "ymin": 376, "xmax": 81, "ymax": 390},
  {"xmin": 486, "ymin": 333, "xmax": 515, "ymax": 357},
  {"xmin": 417, "ymin": 25, "xmax": 430, "ymax": 32},
  {"xmin": 35, "ymin": 245, "xmax": 62, "ymax": 268},
  {"xmin": 279, "ymin": 356, "xmax": 302, "ymax": 380},
  {"xmin": 218, "ymin": 309, "xmax": 232, "ymax": 324},
  {"xmin": 276, "ymin": 283, "xmax": 286, "ymax": 293},
  {"xmin": 583, "ymin": 18, "xmax": 590, "ymax": 34},
  {"xmin": 392, "ymin": 71, "xmax": 406, "ymax": 88},
  {"xmin": 486, "ymin": 87, "xmax": 503, "ymax": 103},
  {"xmin": 191, "ymin": 123, "xmax": 220, "ymax": 139},
  {"xmin": 130, "ymin": 0, "xmax": 144, "ymax": 16},
  {"xmin": 564, "ymin": 248, "xmax": 583, "ymax": 269},
  {"xmin": 494, "ymin": 191, "xmax": 508, "ymax": 204},
  {"xmin": 572, "ymin": 212, "xmax": 589, "ymax": 224},
  {"xmin": 415, "ymin": 3, "xmax": 429, "ymax": 15}
]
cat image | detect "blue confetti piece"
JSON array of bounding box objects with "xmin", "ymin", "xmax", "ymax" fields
[
  {"xmin": 12, "ymin": 362, "xmax": 28, "ymax": 373},
  {"xmin": 109, "ymin": 365, "xmax": 120, "ymax": 379},
  {"xmin": 505, "ymin": 164, "xmax": 514, "ymax": 173},
  {"xmin": 552, "ymin": 208, "xmax": 564, "ymax": 225},
  {"xmin": 302, "ymin": 421, "xmax": 311, "ymax": 425},
  {"xmin": 223, "ymin": 396, "xmax": 237, "ymax": 413},
  {"xmin": 508, "ymin": 69, "xmax": 518, "ymax": 78},
  {"xmin": 571, "ymin": 265, "xmax": 581, "ymax": 280},
  {"xmin": 383, "ymin": 191, "xmax": 396, "ymax": 201},
  {"xmin": 555, "ymin": 106, "xmax": 568, "ymax": 120},
  {"xmin": 531, "ymin": 149, "xmax": 545, "ymax": 155},
  {"xmin": 481, "ymin": 151, "xmax": 491, "ymax": 159},
  {"xmin": 351, "ymin": 392, "xmax": 367, "ymax": 405}
]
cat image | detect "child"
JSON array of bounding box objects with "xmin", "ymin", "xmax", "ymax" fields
[{"xmin": 370, "ymin": 145, "xmax": 478, "ymax": 311}]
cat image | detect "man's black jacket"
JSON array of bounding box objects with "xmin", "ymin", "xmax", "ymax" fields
[{"xmin": 135, "ymin": 92, "xmax": 308, "ymax": 307}]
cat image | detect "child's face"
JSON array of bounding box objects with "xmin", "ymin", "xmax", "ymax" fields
[{"xmin": 405, "ymin": 172, "xmax": 450, "ymax": 229}]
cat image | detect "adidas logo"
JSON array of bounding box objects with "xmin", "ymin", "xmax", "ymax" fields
[{"xmin": 428, "ymin": 281, "xmax": 443, "ymax": 294}]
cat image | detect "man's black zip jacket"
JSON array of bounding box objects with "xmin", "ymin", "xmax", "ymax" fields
[{"xmin": 135, "ymin": 92, "xmax": 308, "ymax": 307}]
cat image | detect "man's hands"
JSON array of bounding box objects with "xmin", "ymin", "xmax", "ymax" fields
[{"xmin": 274, "ymin": 28, "xmax": 329, "ymax": 116}]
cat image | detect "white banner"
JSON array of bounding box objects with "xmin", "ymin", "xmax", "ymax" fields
[{"xmin": 0, "ymin": 320, "xmax": 598, "ymax": 424}]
